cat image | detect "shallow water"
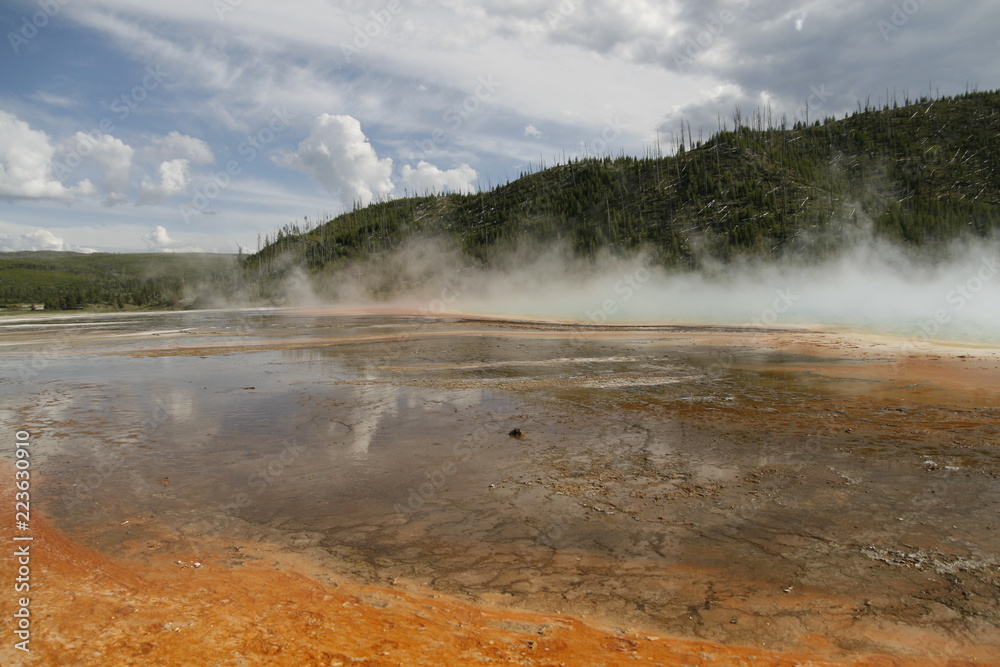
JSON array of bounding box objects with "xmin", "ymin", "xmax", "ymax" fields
[{"xmin": 2, "ymin": 308, "xmax": 999, "ymax": 660}]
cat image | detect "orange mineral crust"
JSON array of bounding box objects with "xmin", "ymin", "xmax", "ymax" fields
[
  {"xmin": 0, "ymin": 500, "xmax": 960, "ymax": 667},
  {"xmin": 1, "ymin": 312, "xmax": 998, "ymax": 665}
]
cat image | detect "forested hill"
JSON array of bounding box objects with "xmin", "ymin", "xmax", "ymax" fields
[
  {"xmin": 0, "ymin": 252, "xmax": 238, "ymax": 311},
  {"xmin": 9, "ymin": 91, "xmax": 996, "ymax": 312},
  {"xmin": 249, "ymin": 89, "xmax": 1000, "ymax": 273}
]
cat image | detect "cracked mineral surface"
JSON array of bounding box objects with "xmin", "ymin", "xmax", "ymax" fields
[{"xmin": 1, "ymin": 308, "xmax": 998, "ymax": 665}]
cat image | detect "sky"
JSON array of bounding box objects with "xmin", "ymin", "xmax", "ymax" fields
[{"xmin": 0, "ymin": 0, "xmax": 998, "ymax": 254}]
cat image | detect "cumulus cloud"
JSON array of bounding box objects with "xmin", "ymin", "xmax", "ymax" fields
[
  {"xmin": 64, "ymin": 132, "xmax": 135, "ymax": 205},
  {"xmin": 0, "ymin": 229, "xmax": 95, "ymax": 253},
  {"xmin": 454, "ymin": 1, "xmax": 999, "ymax": 142},
  {"xmin": 273, "ymin": 114, "xmax": 393, "ymax": 207},
  {"xmin": 524, "ymin": 124, "xmax": 543, "ymax": 138},
  {"xmin": 546, "ymin": 0, "xmax": 680, "ymax": 58},
  {"xmin": 141, "ymin": 225, "xmax": 201, "ymax": 252},
  {"xmin": 7, "ymin": 0, "xmax": 999, "ymax": 259},
  {"xmin": 144, "ymin": 131, "xmax": 214, "ymax": 164},
  {"xmin": 652, "ymin": 0, "xmax": 1000, "ymax": 133},
  {"xmin": 401, "ymin": 161, "xmax": 478, "ymax": 195},
  {"xmin": 446, "ymin": 0, "xmax": 680, "ymax": 57},
  {"xmin": 138, "ymin": 159, "xmax": 191, "ymax": 205},
  {"xmin": 0, "ymin": 110, "xmax": 94, "ymax": 202}
]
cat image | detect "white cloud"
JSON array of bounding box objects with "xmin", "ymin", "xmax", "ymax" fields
[
  {"xmin": 524, "ymin": 124, "xmax": 543, "ymax": 138},
  {"xmin": 3, "ymin": 0, "xmax": 998, "ymax": 253},
  {"xmin": 61, "ymin": 2, "xmax": 690, "ymax": 176},
  {"xmin": 144, "ymin": 131, "xmax": 214, "ymax": 165},
  {"xmin": 141, "ymin": 225, "xmax": 201, "ymax": 252},
  {"xmin": 401, "ymin": 161, "xmax": 478, "ymax": 195},
  {"xmin": 274, "ymin": 114, "xmax": 394, "ymax": 206},
  {"xmin": 0, "ymin": 110, "xmax": 95, "ymax": 202},
  {"xmin": 138, "ymin": 158, "xmax": 190, "ymax": 205},
  {"xmin": 64, "ymin": 132, "xmax": 135, "ymax": 205},
  {"xmin": 0, "ymin": 229, "xmax": 95, "ymax": 253},
  {"xmin": 68, "ymin": 7, "xmax": 346, "ymax": 133},
  {"xmin": 28, "ymin": 91, "xmax": 79, "ymax": 108}
]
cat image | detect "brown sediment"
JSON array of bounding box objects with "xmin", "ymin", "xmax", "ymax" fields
[
  {"xmin": 0, "ymin": 493, "xmax": 957, "ymax": 666},
  {"xmin": 2, "ymin": 310, "xmax": 999, "ymax": 665}
]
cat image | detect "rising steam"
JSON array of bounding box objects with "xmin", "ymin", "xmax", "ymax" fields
[{"xmin": 262, "ymin": 230, "xmax": 1000, "ymax": 347}]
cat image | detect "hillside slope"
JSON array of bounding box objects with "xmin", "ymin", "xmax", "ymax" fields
[{"xmin": 249, "ymin": 90, "xmax": 1000, "ymax": 276}]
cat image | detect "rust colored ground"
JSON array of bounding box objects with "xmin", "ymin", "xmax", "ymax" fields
[
  {"xmin": 0, "ymin": 494, "xmax": 966, "ymax": 667},
  {"xmin": 1, "ymin": 311, "xmax": 998, "ymax": 666}
]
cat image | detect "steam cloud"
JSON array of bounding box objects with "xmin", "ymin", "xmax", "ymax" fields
[{"xmin": 267, "ymin": 231, "xmax": 1000, "ymax": 347}]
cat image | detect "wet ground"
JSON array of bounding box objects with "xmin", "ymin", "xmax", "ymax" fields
[{"xmin": 1, "ymin": 308, "xmax": 998, "ymax": 665}]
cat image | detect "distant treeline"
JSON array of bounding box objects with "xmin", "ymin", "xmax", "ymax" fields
[
  {"xmin": 0, "ymin": 252, "xmax": 239, "ymax": 311},
  {"xmin": 248, "ymin": 89, "xmax": 1000, "ymax": 278},
  {"xmin": 5, "ymin": 90, "xmax": 1000, "ymax": 311}
]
